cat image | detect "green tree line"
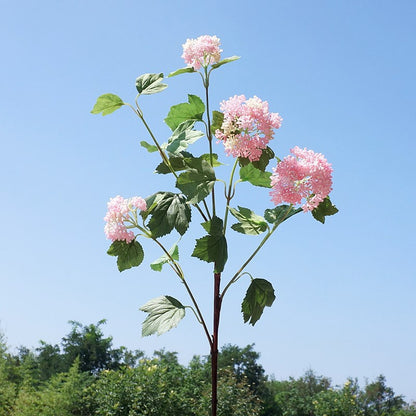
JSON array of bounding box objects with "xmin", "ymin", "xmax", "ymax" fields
[{"xmin": 0, "ymin": 321, "xmax": 414, "ymax": 416}]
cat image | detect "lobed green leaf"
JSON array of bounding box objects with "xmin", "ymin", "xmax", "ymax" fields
[
  {"xmin": 192, "ymin": 216, "xmax": 227, "ymax": 273},
  {"xmin": 176, "ymin": 158, "xmax": 216, "ymax": 204},
  {"xmin": 91, "ymin": 93, "xmax": 125, "ymax": 116},
  {"xmin": 199, "ymin": 153, "xmax": 222, "ymax": 167},
  {"xmin": 240, "ymin": 163, "xmax": 272, "ymax": 188},
  {"xmin": 201, "ymin": 216, "xmax": 224, "ymax": 236},
  {"xmin": 140, "ymin": 295, "xmax": 185, "ymax": 336},
  {"xmin": 107, "ymin": 240, "xmax": 144, "ymax": 272},
  {"xmin": 311, "ymin": 197, "xmax": 339, "ymax": 224},
  {"xmin": 192, "ymin": 235, "xmax": 228, "ymax": 273},
  {"xmin": 166, "ymin": 120, "xmax": 204, "ymax": 154},
  {"xmin": 141, "ymin": 192, "xmax": 165, "ymax": 221},
  {"xmin": 150, "ymin": 243, "xmax": 179, "ymax": 272},
  {"xmin": 229, "ymin": 206, "xmax": 268, "ymax": 235},
  {"xmin": 264, "ymin": 205, "xmax": 302, "ymax": 225},
  {"xmin": 135, "ymin": 73, "xmax": 167, "ymax": 95},
  {"xmin": 145, "ymin": 192, "xmax": 191, "ymax": 238},
  {"xmin": 242, "ymin": 278, "xmax": 276, "ymax": 326},
  {"xmin": 164, "ymin": 94, "xmax": 205, "ymax": 131}
]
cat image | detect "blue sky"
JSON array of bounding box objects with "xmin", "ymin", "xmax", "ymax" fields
[{"xmin": 1, "ymin": 0, "xmax": 415, "ymax": 401}]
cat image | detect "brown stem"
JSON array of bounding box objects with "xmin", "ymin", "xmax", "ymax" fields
[{"xmin": 211, "ymin": 272, "xmax": 221, "ymax": 416}]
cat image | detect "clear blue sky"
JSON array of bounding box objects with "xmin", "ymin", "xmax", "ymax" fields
[{"xmin": 1, "ymin": 0, "xmax": 415, "ymax": 402}]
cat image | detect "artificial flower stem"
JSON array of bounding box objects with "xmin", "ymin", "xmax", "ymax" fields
[
  {"xmin": 151, "ymin": 236, "xmax": 212, "ymax": 347},
  {"xmin": 203, "ymin": 199, "xmax": 212, "ymax": 221},
  {"xmin": 203, "ymin": 68, "xmax": 216, "ymax": 217},
  {"xmin": 129, "ymin": 104, "xmax": 209, "ymax": 222},
  {"xmin": 139, "ymin": 113, "xmax": 179, "ymax": 180},
  {"xmin": 183, "ymin": 278, "xmax": 213, "ymax": 348},
  {"xmin": 195, "ymin": 205, "xmax": 209, "ymax": 223},
  {"xmin": 151, "ymin": 237, "xmax": 183, "ymax": 278},
  {"xmin": 127, "ymin": 103, "xmax": 176, "ymax": 178},
  {"xmin": 221, "ymin": 229, "xmax": 274, "ymax": 300},
  {"xmin": 222, "ymin": 158, "xmax": 239, "ymax": 234},
  {"xmin": 221, "ymin": 205, "xmax": 294, "ymax": 300},
  {"xmin": 211, "ymin": 271, "xmax": 221, "ymax": 416},
  {"xmin": 185, "ymin": 306, "xmax": 203, "ymax": 325}
]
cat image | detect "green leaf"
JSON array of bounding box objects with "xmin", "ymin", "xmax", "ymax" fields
[
  {"xmin": 168, "ymin": 67, "xmax": 196, "ymax": 77},
  {"xmin": 155, "ymin": 154, "xmax": 189, "ymax": 174},
  {"xmin": 239, "ymin": 147, "xmax": 275, "ymax": 171},
  {"xmin": 141, "ymin": 192, "xmax": 165, "ymax": 221},
  {"xmin": 192, "ymin": 237, "xmax": 227, "ymax": 273},
  {"xmin": 192, "ymin": 217, "xmax": 227, "ymax": 272},
  {"xmin": 146, "ymin": 192, "xmax": 191, "ymax": 238},
  {"xmin": 253, "ymin": 147, "xmax": 275, "ymax": 171},
  {"xmin": 135, "ymin": 73, "xmax": 167, "ymax": 95},
  {"xmin": 229, "ymin": 206, "xmax": 268, "ymax": 235},
  {"xmin": 140, "ymin": 295, "xmax": 185, "ymax": 336},
  {"xmin": 211, "ymin": 55, "xmax": 240, "ymax": 69},
  {"xmin": 201, "ymin": 216, "xmax": 224, "ymax": 236},
  {"xmin": 140, "ymin": 141, "xmax": 158, "ymax": 153},
  {"xmin": 164, "ymin": 94, "xmax": 205, "ymax": 131},
  {"xmin": 240, "ymin": 163, "xmax": 272, "ymax": 188},
  {"xmin": 155, "ymin": 153, "xmax": 221, "ymax": 175},
  {"xmin": 150, "ymin": 243, "xmax": 179, "ymax": 272},
  {"xmin": 199, "ymin": 153, "xmax": 222, "ymax": 167},
  {"xmin": 166, "ymin": 120, "xmax": 204, "ymax": 154},
  {"xmin": 311, "ymin": 197, "xmax": 339, "ymax": 224},
  {"xmin": 211, "ymin": 110, "xmax": 224, "ymax": 133},
  {"xmin": 264, "ymin": 205, "xmax": 302, "ymax": 225},
  {"xmin": 91, "ymin": 93, "xmax": 125, "ymax": 116},
  {"xmin": 176, "ymin": 158, "xmax": 216, "ymax": 204},
  {"xmin": 242, "ymin": 278, "xmax": 276, "ymax": 325},
  {"xmin": 107, "ymin": 240, "xmax": 144, "ymax": 272}
]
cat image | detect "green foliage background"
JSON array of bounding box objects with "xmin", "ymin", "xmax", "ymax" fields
[{"xmin": 0, "ymin": 322, "xmax": 414, "ymax": 416}]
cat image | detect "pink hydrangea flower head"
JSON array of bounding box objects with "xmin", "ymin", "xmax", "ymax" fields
[
  {"xmin": 104, "ymin": 195, "xmax": 147, "ymax": 242},
  {"xmin": 215, "ymin": 95, "xmax": 282, "ymax": 161},
  {"xmin": 129, "ymin": 196, "xmax": 147, "ymax": 211},
  {"xmin": 270, "ymin": 146, "xmax": 333, "ymax": 212},
  {"xmin": 181, "ymin": 35, "xmax": 222, "ymax": 70}
]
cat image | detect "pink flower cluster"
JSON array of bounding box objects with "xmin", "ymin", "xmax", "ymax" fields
[
  {"xmin": 270, "ymin": 146, "xmax": 333, "ymax": 212},
  {"xmin": 215, "ymin": 95, "xmax": 282, "ymax": 162},
  {"xmin": 182, "ymin": 35, "xmax": 222, "ymax": 70},
  {"xmin": 104, "ymin": 195, "xmax": 147, "ymax": 243}
]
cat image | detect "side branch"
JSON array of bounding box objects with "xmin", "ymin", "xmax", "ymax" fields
[
  {"xmin": 152, "ymin": 236, "xmax": 212, "ymax": 347},
  {"xmin": 221, "ymin": 205, "xmax": 294, "ymax": 300}
]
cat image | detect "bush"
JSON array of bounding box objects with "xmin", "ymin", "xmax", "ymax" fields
[
  {"xmin": 12, "ymin": 359, "xmax": 92, "ymax": 416},
  {"xmin": 314, "ymin": 379, "xmax": 364, "ymax": 416},
  {"xmin": 0, "ymin": 366, "xmax": 16, "ymax": 416},
  {"xmin": 90, "ymin": 358, "xmax": 262, "ymax": 416}
]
